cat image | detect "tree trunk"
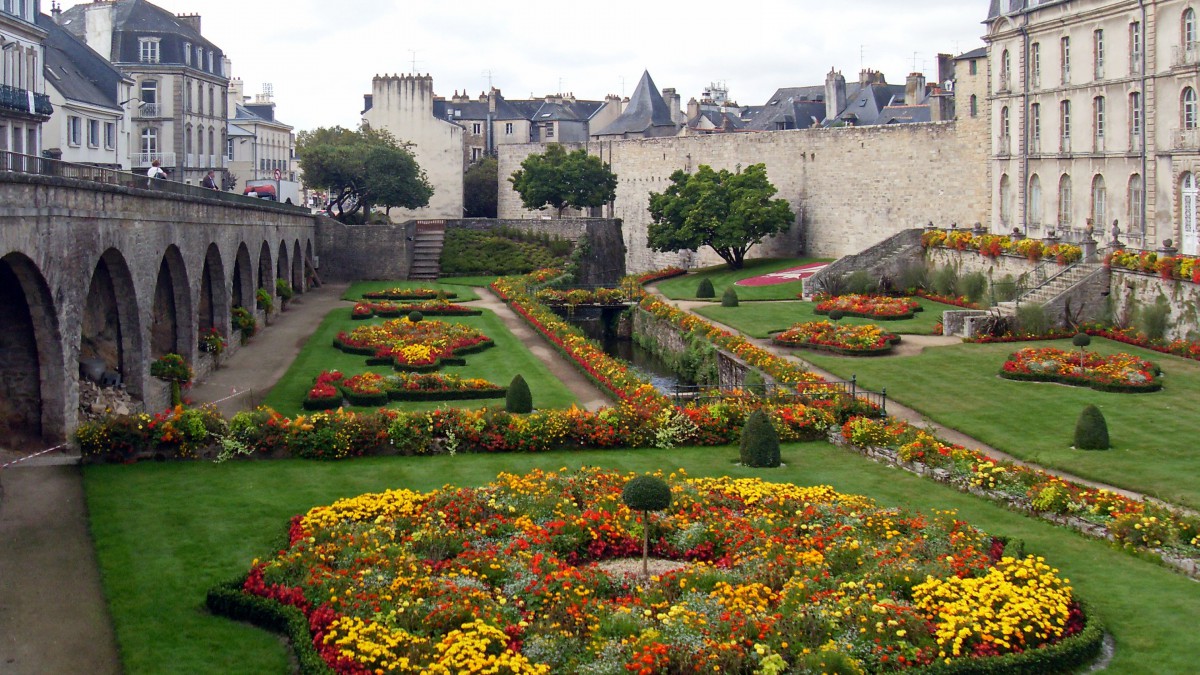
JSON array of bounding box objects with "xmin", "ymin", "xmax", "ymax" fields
[{"xmin": 641, "ymin": 511, "xmax": 650, "ymax": 578}]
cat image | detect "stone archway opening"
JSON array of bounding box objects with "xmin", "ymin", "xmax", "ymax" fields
[
  {"xmin": 232, "ymin": 243, "xmax": 253, "ymax": 310},
  {"xmin": 0, "ymin": 253, "xmax": 62, "ymax": 443},
  {"xmin": 276, "ymin": 241, "xmax": 290, "ymax": 294},
  {"xmin": 292, "ymin": 240, "xmax": 303, "ymax": 293},
  {"xmin": 305, "ymin": 239, "xmax": 319, "ymax": 288},
  {"xmin": 150, "ymin": 245, "xmax": 193, "ymax": 362},
  {"xmin": 198, "ymin": 244, "xmax": 229, "ymax": 342},
  {"xmin": 80, "ymin": 248, "xmax": 144, "ymax": 411}
]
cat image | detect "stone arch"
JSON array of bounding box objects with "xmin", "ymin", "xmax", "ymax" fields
[
  {"xmin": 151, "ymin": 245, "xmax": 193, "ymax": 360},
  {"xmin": 257, "ymin": 240, "xmax": 273, "ymax": 296},
  {"xmin": 198, "ymin": 243, "xmax": 229, "ymax": 341},
  {"xmin": 0, "ymin": 252, "xmax": 64, "ymax": 442},
  {"xmin": 276, "ymin": 240, "xmax": 290, "ymax": 294},
  {"xmin": 305, "ymin": 239, "xmax": 316, "ymax": 287},
  {"xmin": 292, "ymin": 239, "xmax": 303, "ymax": 293},
  {"xmin": 81, "ymin": 247, "xmax": 145, "ymax": 399},
  {"xmin": 232, "ymin": 243, "xmax": 254, "ymax": 310}
]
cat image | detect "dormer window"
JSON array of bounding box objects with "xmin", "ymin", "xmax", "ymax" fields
[
  {"xmin": 207, "ymin": 51, "xmax": 214, "ymax": 73},
  {"xmin": 197, "ymin": 48, "xmax": 204, "ymax": 71},
  {"xmin": 184, "ymin": 42, "xmax": 192, "ymax": 66},
  {"xmin": 139, "ymin": 38, "xmax": 161, "ymax": 64}
]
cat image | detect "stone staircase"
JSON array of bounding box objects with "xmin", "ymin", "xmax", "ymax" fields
[
  {"xmin": 408, "ymin": 221, "xmax": 445, "ymax": 281},
  {"xmin": 804, "ymin": 229, "xmax": 924, "ymax": 298},
  {"xmin": 996, "ymin": 260, "xmax": 1108, "ymax": 318}
]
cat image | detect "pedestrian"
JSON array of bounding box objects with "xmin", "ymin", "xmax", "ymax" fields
[
  {"xmin": 200, "ymin": 170, "xmax": 218, "ymax": 190},
  {"xmin": 147, "ymin": 160, "xmax": 166, "ymax": 180}
]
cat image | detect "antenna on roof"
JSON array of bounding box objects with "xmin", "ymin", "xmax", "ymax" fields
[
  {"xmin": 860, "ymin": 45, "xmax": 866, "ymax": 70},
  {"xmin": 912, "ymin": 52, "xmax": 921, "ymax": 72},
  {"xmin": 408, "ymin": 50, "xmax": 423, "ymax": 74},
  {"xmin": 481, "ymin": 70, "xmax": 494, "ymax": 89}
]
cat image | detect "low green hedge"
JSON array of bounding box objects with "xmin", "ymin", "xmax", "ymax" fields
[
  {"xmin": 205, "ymin": 577, "xmax": 333, "ymax": 675},
  {"xmin": 387, "ymin": 388, "xmax": 505, "ymax": 402},
  {"xmin": 302, "ymin": 395, "xmax": 342, "ymax": 411}
]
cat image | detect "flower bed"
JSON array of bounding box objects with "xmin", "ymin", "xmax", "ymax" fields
[
  {"xmin": 214, "ymin": 468, "xmax": 1100, "ymax": 674},
  {"xmin": 1106, "ymin": 248, "xmax": 1200, "ymax": 283},
  {"xmin": 351, "ymin": 300, "xmax": 482, "ymax": 319},
  {"xmin": 305, "ymin": 369, "xmax": 507, "ymax": 408},
  {"xmin": 1000, "ymin": 346, "xmax": 1163, "ymax": 393},
  {"xmin": 361, "ymin": 287, "xmax": 459, "ymax": 300},
  {"xmin": 334, "ymin": 318, "xmax": 493, "ymax": 371},
  {"xmin": 813, "ymin": 293, "xmax": 920, "ymax": 319},
  {"xmin": 773, "ymin": 320, "xmax": 901, "ymax": 355},
  {"xmin": 533, "ymin": 286, "xmax": 643, "ymax": 307},
  {"xmin": 922, "ymin": 230, "xmax": 1083, "ymax": 264}
]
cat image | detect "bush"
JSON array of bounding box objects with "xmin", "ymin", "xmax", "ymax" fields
[
  {"xmin": 255, "ymin": 287, "xmax": 273, "ymax": 313},
  {"xmin": 621, "ymin": 475, "xmax": 672, "ymax": 512},
  {"xmin": 696, "ymin": 278, "xmax": 715, "ymax": 298},
  {"xmin": 844, "ymin": 270, "xmax": 878, "ymax": 295},
  {"xmin": 740, "ymin": 408, "xmax": 781, "ymax": 468},
  {"xmin": 991, "ymin": 274, "xmax": 1019, "ymax": 302},
  {"xmin": 931, "ymin": 265, "xmax": 959, "ymax": 297},
  {"xmin": 721, "ymin": 287, "xmax": 739, "ymax": 307},
  {"xmin": 275, "ymin": 279, "xmax": 294, "ymax": 303},
  {"xmin": 1016, "ymin": 302, "xmax": 1050, "ymax": 335},
  {"xmin": 1074, "ymin": 405, "xmax": 1110, "ymax": 450},
  {"xmin": 897, "ymin": 263, "xmax": 928, "ymax": 294},
  {"xmin": 505, "ymin": 374, "xmax": 532, "ymax": 413},
  {"xmin": 1137, "ymin": 300, "xmax": 1170, "ymax": 342},
  {"xmin": 407, "ymin": 310, "xmax": 424, "ymax": 323},
  {"xmin": 956, "ymin": 271, "xmax": 988, "ymax": 304}
]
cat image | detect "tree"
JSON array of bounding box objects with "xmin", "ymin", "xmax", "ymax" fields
[
  {"xmin": 297, "ymin": 126, "xmax": 432, "ymax": 223},
  {"xmin": 621, "ymin": 475, "xmax": 672, "ymax": 577},
  {"xmin": 647, "ymin": 163, "xmax": 795, "ymax": 270},
  {"xmin": 508, "ymin": 144, "xmax": 617, "ymax": 216},
  {"xmin": 463, "ymin": 156, "xmax": 498, "ymax": 218}
]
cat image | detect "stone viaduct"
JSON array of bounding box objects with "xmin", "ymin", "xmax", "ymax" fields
[{"xmin": 0, "ymin": 172, "xmax": 320, "ymax": 444}]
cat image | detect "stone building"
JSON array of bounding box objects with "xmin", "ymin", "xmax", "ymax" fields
[
  {"xmin": 58, "ymin": 0, "xmax": 229, "ymax": 186},
  {"xmin": 985, "ymin": 0, "xmax": 1200, "ymax": 254},
  {"xmin": 0, "ymin": 0, "xmax": 52, "ymax": 160},
  {"xmin": 592, "ymin": 71, "xmax": 682, "ymax": 139},
  {"xmin": 38, "ymin": 12, "xmax": 133, "ymax": 169},
  {"xmin": 226, "ymin": 78, "xmax": 296, "ymax": 194}
]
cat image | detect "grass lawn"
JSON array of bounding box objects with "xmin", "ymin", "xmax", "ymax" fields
[
  {"xmin": 803, "ymin": 337, "xmax": 1200, "ymax": 509},
  {"xmin": 341, "ymin": 278, "xmax": 488, "ymax": 301},
  {"xmin": 260, "ymin": 306, "xmax": 578, "ymax": 416},
  {"xmin": 654, "ymin": 258, "xmax": 829, "ymax": 302},
  {"xmin": 85, "ymin": 445, "xmax": 1200, "ymax": 674},
  {"xmin": 694, "ymin": 297, "xmax": 955, "ymax": 338}
]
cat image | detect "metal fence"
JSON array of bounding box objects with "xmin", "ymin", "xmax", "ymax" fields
[
  {"xmin": 671, "ymin": 376, "xmax": 887, "ymax": 415},
  {"xmin": 0, "ymin": 150, "xmax": 309, "ymax": 214}
]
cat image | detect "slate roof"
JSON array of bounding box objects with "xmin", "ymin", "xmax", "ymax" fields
[
  {"xmin": 38, "ymin": 13, "xmax": 128, "ymax": 110},
  {"xmin": 828, "ymin": 83, "xmax": 907, "ymax": 126},
  {"xmin": 987, "ymin": 0, "xmax": 1068, "ymax": 20},
  {"xmin": 957, "ymin": 47, "xmax": 988, "ymax": 61},
  {"xmin": 689, "ymin": 109, "xmax": 748, "ymax": 132},
  {"xmin": 746, "ymin": 85, "xmax": 864, "ymax": 131},
  {"xmin": 877, "ymin": 105, "xmax": 933, "ymax": 125},
  {"xmin": 593, "ymin": 71, "xmax": 678, "ymax": 137},
  {"xmin": 58, "ymin": 0, "xmax": 224, "ymax": 72},
  {"xmin": 231, "ymin": 102, "xmax": 291, "ymax": 129}
]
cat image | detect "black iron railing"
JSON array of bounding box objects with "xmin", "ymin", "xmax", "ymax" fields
[
  {"xmin": 0, "ymin": 150, "xmax": 309, "ymax": 214},
  {"xmin": 671, "ymin": 376, "xmax": 887, "ymax": 416},
  {"xmin": 0, "ymin": 83, "xmax": 52, "ymax": 117}
]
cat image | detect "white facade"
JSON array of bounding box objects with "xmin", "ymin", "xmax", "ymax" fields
[
  {"xmin": 0, "ymin": 0, "xmax": 49, "ymax": 158},
  {"xmin": 43, "ymin": 94, "xmax": 131, "ymax": 168},
  {"xmin": 226, "ymin": 77, "xmax": 296, "ymax": 194},
  {"xmin": 987, "ymin": 0, "xmax": 1200, "ymax": 253}
]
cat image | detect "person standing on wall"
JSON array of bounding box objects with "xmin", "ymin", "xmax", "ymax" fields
[
  {"xmin": 147, "ymin": 160, "xmax": 166, "ymax": 179},
  {"xmin": 201, "ymin": 170, "xmax": 218, "ymax": 190}
]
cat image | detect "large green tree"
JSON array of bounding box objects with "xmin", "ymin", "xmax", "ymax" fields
[
  {"xmin": 647, "ymin": 163, "xmax": 795, "ymax": 270},
  {"xmin": 463, "ymin": 156, "xmax": 498, "ymax": 218},
  {"xmin": 297, "ymin": 126, "xmax": 432, "ymax": 222},
  {"xmin": 508, "ymin": 144, "xmax": 617, "ymax": 216}
]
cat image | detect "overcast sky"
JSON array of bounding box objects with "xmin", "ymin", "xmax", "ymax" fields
[{"xmin": 59, "ymin": 0, "xmax": 990, "ymax": 133}]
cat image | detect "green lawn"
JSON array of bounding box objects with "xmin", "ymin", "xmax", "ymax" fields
[
  {"xmin": 694, "ymin": 297, "xmax": 955, "ymax": 338},
  {"xmin": 654, "ymin": 258, "xmax": 828, "ymax": 302},
  {"xmin": 803, "ymin": 337, "xmax": 1200, "ymax": 509},
  {"xmin": 260, "ymin": 306, "xmax": 578, "ymax": 416},
  {"xmin": 85, "ymin": 445, "xmax": 1200, "ymax": 674},
  {"xmin": 341, "ymin": 278, "xmax": 488, "ymax": 301}
]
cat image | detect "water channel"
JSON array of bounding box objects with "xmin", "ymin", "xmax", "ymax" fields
[{"xmin": 557, "ymin": 308, "xmax": 690, "ymax": 394}]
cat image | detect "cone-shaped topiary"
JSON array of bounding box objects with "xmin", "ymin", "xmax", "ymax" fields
[
  {"xmin": 696, "ymin": 278, "xmax": 716, "ymax": 298},
  {"xmin": 740, "ymin": 408, "xmax": 781, "ymax": 467},
  {"xmin": 506, "ymin": 374, "xmax": 533, "ymax": 413},
  {"xmin": 721, "ymin": 287, "xmax": 740, "ymax": 307},
  {"xmin": 1074, "ymin": 404, "xmax": 1110, "ymax": 450},
  {"xmin": 407, "ymin": 311, "xmax": 424, "ymax": 323},
  {"xmin": 622, "ymin": 475, "xmax": 672, "ymax": 577}
]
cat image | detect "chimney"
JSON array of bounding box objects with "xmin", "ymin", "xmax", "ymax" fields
[
  {"xmin": 825, "ymin": 68, "xmax": 846, "ymax": 122},
  {"xmin": 905, "ymin": 72, "xmax": 926, "ymax": 104},
  {"xmin": 662, "ymin": 87, "xmax": 682, "ymax": 124},
  {"xmin": 362, "ymin": 93, "xmax": 374, "ymax": 114},
  {"xmin": 51, "ymin": 1, "xmax": 62, "ymax": 23},
  {"xmin": 937, "ymin": 53, "xmax": 955, "ymax": 85},
  {"xmin": 687, "ymin": 97, "xmax": 700, "ymax": 121},
  {"xmin": 176, "ymin": 13, "xmax": 202, "ymax": 34},
  {"xmin": 860, "ymin": 68, "xmax": 885, "ymax": 85}
]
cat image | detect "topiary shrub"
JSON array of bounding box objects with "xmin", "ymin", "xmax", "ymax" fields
[
  {"xmin": 721, "ymin": 287, "xmax": 740, "ymax": 307},
  {"xmin": 622, "ymin": 475, "xmax": 672, "ymax": 577},
  {"xmin": 407, "ymin": 310, "xmax": 423, "ymax": 323},
  {"xmin": 1072, "ymin": 332, "xmax": 1091, "ymax": 369},
  {"xmin": 696, "ymin": 278, "xmax": 716, "ymax": 299},
  {"xmin": 1074, "ymin": 405, "xmax": 1110, "ymax": 450},
  {"xmin": 827, "ymin": 309, "xmax": 845, "ymax": 323},
  {"xmin": 505, "ymin": 374, "xmax": 532, "ymax": 413},
  {"xmin": 740, "ymin": 408, "xmax": 781, "ymax": 468}
]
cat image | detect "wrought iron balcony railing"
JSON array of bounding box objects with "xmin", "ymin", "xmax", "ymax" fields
[{"xmin": 0, "ymin": 83, "xmax": 52, "ymax": 117}]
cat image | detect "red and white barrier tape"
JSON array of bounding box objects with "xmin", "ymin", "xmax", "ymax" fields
[{"xmin": 1, "ymin": 444, "xmax": 68, "ymax": 471}]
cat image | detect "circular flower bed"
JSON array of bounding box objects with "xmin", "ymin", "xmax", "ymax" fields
[
  {"xmin": 814, "ymin": 294, "xmax": 921, "ymax": 320},
  {"xmin": 773, "ymin": 320, "xmax": 901, "ymax": 355},
  {"xmin": 1000, "ymin": 346, "xmax": 1163, "ymax": 393},
  {"xmin": 335, "ymin": 318, "xmax": 493, "ymax": 370},
  {"xmin": 362, "ymin": 287, "xmax": 459, "ymax": 300},
  {"xmin": 352, "ymin": 300, "xmax": 482, "ymax": 319},
  {"xmin": 228, "ymin": 468, "xmax": 1099, "ymax": 674}
]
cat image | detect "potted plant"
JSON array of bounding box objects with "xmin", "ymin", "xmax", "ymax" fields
[{"xmin": 150, "ymin": 353, "xmax": 192, "ymax": 406}]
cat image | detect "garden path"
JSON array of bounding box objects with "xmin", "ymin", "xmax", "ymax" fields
[{"xmin": 653, "ymin": 291, "xmax": 1151, "ymax": 503}]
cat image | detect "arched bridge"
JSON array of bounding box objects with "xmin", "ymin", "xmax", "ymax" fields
[{"xmin": 0, "ymin": 168, "xmax": 320, "ymax": 443}]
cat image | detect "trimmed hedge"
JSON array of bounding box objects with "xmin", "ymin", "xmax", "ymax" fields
[
  {"xmin": 205, "ymin": 577, "xmax": 334, "ymax": 675},
  {"xmin": 998, "ymin": 370, "xmax": 1162, "ymax": 394},
  {"xmin": 302, "ymin": 395, "xmax": 343, "ymax": 411}
]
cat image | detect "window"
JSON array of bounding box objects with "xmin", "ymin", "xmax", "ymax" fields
[
  {"xmin": 88, "ymin": 119, "xmax": 100, "ymax": 147},
  {"xmin": 1060, "ymin": 100, "xmax": 1072, "ymax": 150},
  {"xmin": 970, "ymin": 94, "xmax": 978, "ymax": 117},
  {"xmin": 505, "ymin": 122, "xmax": 513, "ymax": 135},
  {"xmin": 545, "ymin": 123, "xmax": 554, "ymax": 139},
  {"xmin": 1061, "ymin": 36, "xmax": 1071, "ymax": 85},
  {"xmin": 197, "ymin": 48, "xmax": 204, "ymax": 71},
  {"xmin": 209, "ymin": 87, "xmax": 215, "ymax": 117},
  {"xmin": 1130, "ymin": 22, "xmax": 1142, "ymax": 73},
  {"xmin": 104, "ymin": 122, "xmax": 115, "ymax": 149},
  {"xmin": 1130, "ymin": 92, "xmax": 1143, "ymax": 141},
  {"xmin": 1031, "ymin": 43, "xmax": 1041, "ymax": 87},
  {"xmin": 140, "ymin": 80, "xmax": 158, "ymax": 114},
  {"xmin": 139, "ymin": 38, "xmax": 160, "ymax": 64},
  {"xmin": 208, "ymin": 129, "xmax": 214, "ymax": 158},
  {"xmin": 1091, "ymin": 175, "xmax": 1107, "ymax": 226},
  {"xmin": 1058, "ymin": 175, "xmax": 1073, "ymax": 228},
  {"xmin": 970, "ymin": 59, "xmax": 978, "ymax": 75},
  {"xmin": 207, "ymin": 51, "xmax": 214, "ymax": 73},
  {"xmin": 1000, "ymin": 174, "xmax": 1012, "ymax": 225},
  {"xmin": 1186, "ymin": 8, "xmax": 1198, "ymax": 48},
  {"xmin": 1000, "ymin": 49, "xmax": 1011, "ymax": 90},
  {"xmin": 471, "ymin": 147, "xmax": 482, "ymax": 161},
  {"xmin": 1000, "ymin": 106, "xmax": 1010, "ymax": 138},
  {"xmin": 184, "ymin": 42, "xmax": 191, "ymax": 66},
  {"xmin": 1031, "ymin": 102, "xmax": 1042, "ymax": 142},
  {"xmin": 1094, "ymin": 29, "xmax": 1105, "ymax": 79},
  {"xmin": 185, "ymin": 125, "xmax": 192, "ymax": 155},
  {"xmin": 1029, "ymin": 174, "xmax": 1043, "ymax": 226},
  {"xmin": 1184, "ymin": 87, "xmax": 1198, "ymax": 129},
  {"xmin": 472, "ymin": 123, "xmax": 481, "ymax": 134},
  {"xmin": 1128, "ymin": 174, "xmax": 1144, "ymax": 231},
  {"xmin": 141, "ymin": 127, "xmax": 158, "ymax": 157},
  {"xmin": 227, "ymin": 138, "xmax": 234, "ymax": 160},
  {"xmin": 1094, "ymin": 96, "xmax": 1106, "ymax": 139},
  {"xmin": 67, "ymin": 116, "xmax": 81, "ymax": 146}
]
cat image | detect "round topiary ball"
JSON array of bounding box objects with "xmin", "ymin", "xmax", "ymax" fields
[
  {"xmin": 1074, "ymin": 404, "xmax": 1110, "ymax": 450},
  {"xmin": 721, "ymin": 287, "xmax": 740, "ymax": 307},
  {"xmin": 827, "ymin": 310, "xmax": 845, "ymax": 322},
  {"xmin": 740, "ymin": 408, "xmax": 781, "ymax": 468},
  {"xmin": 408, "ymin": 311, "xmax": 424, "ymax": 323},
  {"xmin": 505, "ymin": 374, "xmax": 533, "ymax": 414},
  {"xmin": 1072, "ymin": 332, "xmax": 1092, "ymax": 348},
  {"xmin": 622, "ymin": 475, "xmax": 672, "ymax": 512},
  {"xmin": 696, "ymin": 278, "xmax": 716, "ymax": 299}
]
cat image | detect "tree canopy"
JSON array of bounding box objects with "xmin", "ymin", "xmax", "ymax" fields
[
  {"xmin": 297, "ymin": 126, "xmax": 432, "ymax": 222},
  {"xmin": 463, "ymin": 156, "xmax": 498, "ymax": 218},
  {"xmin": 508, "ymin": 144, "xmax": 617, "ymax": 216},
  {"xmin": 647, "ymin": 163, "xmax": 795, "ymax": 270}
]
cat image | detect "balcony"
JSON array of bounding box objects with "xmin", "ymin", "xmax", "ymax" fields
[
  {"xmin": 132, "ymin": 152, "xmax": 177, "ymax": 168},
  {"xmin": 1174, "ymin": 43, "xmax": 1200, "ymax": 68},
  {"xmin": 1174, "ymin": 128, "xmax": 1200, "ymax": 150},
  {"xmin": 0, "ymin": 83, "xmax": 52, "ymax": 119},
  {"xmin": 133, "ymin": 103, "xmax": 163, "ymax": 118}
]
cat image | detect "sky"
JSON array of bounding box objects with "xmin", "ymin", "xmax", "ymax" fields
[{"xmin": 59, "ymin": 0, "xmax": 991, "ymax": 133}]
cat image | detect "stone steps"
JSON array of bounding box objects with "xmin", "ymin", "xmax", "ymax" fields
[{"xmin": 408, "ymin": 226, "xmax": 445, "ymax": 281}]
